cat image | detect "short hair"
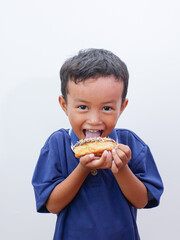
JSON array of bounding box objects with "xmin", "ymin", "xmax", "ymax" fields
[{"xmin": 60, "ymin": 48, "xmax": 129, "ymax": 103}]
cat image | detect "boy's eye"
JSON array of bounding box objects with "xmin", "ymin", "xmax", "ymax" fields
[
  {"xmin": 78, "ymin": 105, "xmax": 88, "ymax": 110},
  {"xmin": 103, "ymin": 106, "xmax": 112, "ymax": 111}
]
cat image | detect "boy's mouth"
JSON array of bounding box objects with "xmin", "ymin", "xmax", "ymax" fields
[{"xmin": 83, "ymin": 129, "xmax": 103, "ymax": 139}]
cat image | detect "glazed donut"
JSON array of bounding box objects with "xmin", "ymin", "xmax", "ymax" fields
[{"xmin": 72, "ymin": 137, "xmax": 117, "ymax": 158}]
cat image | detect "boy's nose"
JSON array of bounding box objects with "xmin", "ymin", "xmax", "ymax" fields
[{"xmin": 88, "ymin": 111, "xmax": 103, "ymax": 125}]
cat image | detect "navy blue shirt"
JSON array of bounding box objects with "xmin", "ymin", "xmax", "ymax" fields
[{"xmin": 32, "ymin": 128, "xmax": 163, "ymax": 240}]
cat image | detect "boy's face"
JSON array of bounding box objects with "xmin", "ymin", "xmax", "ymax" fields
[{"xmin": 59, "ymin": 76, "xmax": 128, "ymax": 140}]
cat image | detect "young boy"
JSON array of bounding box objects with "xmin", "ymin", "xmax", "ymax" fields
[{"xmin": 32, "ymin": 49, "xmax": 163, "ymax": 240}]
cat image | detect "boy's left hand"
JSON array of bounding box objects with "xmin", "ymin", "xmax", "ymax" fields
[{"xmin": 111, "ymin": 144, "xmax": 131, "ymax": 174}]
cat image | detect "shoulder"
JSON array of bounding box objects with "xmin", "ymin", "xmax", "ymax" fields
[
  {"xmin": 115, "ymin": 128, "xmax": 146, "ymax": 147},
  {"xmin": 115, "ymin": 128, "xmax": 149, "ymax": 160},
  {"xmin": 43, "ymin": 128, "xmax": 71, "ymax": 150}
]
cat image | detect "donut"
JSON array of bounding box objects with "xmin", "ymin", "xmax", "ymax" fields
[{"xmin": 72, "ymin": 137, "xmax": 117, "ymax": 158}]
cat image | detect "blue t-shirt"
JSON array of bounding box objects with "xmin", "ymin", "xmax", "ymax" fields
[{"xmin": 32, "ymin": 128, "xmax": 163, "ymax": 240}]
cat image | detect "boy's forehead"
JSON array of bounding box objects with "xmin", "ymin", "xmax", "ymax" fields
[{"xmin": 67, "ymin": 76, "xmax": 124, "ymax": 100}]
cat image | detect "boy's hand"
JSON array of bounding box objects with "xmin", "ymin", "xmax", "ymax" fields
[
  {"xmin": 111, "ymin": 144, "xmax": 131, "ymax": 174},
  {"xmin": 79, "ymin": 150, "xmax": 112, "ymax": 171}
]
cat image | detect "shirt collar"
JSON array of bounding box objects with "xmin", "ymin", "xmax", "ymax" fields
[{"xmin": 69, "ymin": 128, "xmax": 118, "ymax": 148}]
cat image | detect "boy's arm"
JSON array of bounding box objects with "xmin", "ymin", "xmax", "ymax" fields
[
  {"xmin": 46, "ymin": 151, "xmax": 112, "ymax": 214},
  {"xmin": 111, "ymin": 145, "xmax": 148, "ymax": 209},
  {"xmin": 46, "ymin": 162, "xmax": 90, "ymax": 214}
]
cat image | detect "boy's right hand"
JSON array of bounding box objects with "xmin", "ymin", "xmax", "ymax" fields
[{"xmin": 79, "ymin": 150, "xmax": 112, "ymax": 171}]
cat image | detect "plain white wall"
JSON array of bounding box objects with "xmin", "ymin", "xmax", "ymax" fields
[{"xmin": 1, "ymin": 0, "xmax": 180, "ymax": 239}]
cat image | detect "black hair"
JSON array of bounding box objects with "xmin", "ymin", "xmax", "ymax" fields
[{"xmin": 60, "ymin": 48, "xmax": 129, "ymax": 103}]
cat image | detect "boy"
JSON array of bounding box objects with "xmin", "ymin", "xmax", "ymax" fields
[{"xmin": 32, "ymin": 49, "xmax": 163, "ymax": 240}]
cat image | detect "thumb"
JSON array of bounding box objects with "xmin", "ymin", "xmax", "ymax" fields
[{"xmin": 80, "ymin": 153, "xmax": 94, "ymax": 164}]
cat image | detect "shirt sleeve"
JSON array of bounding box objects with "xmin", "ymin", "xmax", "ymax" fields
[
  {"xmin": 32, "ymin": 135, "xmax": 65, "ymax": 213},
  {"xmin": 130, "ymin": 144, "xmax": 164, "ymax": 208}
]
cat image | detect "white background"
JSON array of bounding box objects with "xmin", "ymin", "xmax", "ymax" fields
[{"xmin": 0, "ymin": 0, "xmax": 179, "ymax": 239}]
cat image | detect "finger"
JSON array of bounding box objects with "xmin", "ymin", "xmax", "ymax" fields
[
  {"xmin": 83, "ymin": 151, "xmax": 106, "ymax": 169},
  {"xmin": 99, "ymin": 150, "xmax": 109, "ymax": 168},
  {"xmin": 116, "ymin": 144, "xmax": 131, "ymax": 160},
  {"xmin": 112, "ymin": 148, "xmax": 123, "ymax": 170},
  {"xmin": 92, "ymin": 151, "xmax": 111, "ymax": 169},
  {"xmin": 101, "ymin": 150, "xmax": 108, "ymax": 159},
  {"xmin": 115, "ymin": 148, "xmax": 129, "ymax": 165},
  {"xmin": 80, "ymin": 153, "xmax": 95, "ymax": 165},
  {"xmin": 104, "ymin": 151, "xmax": 112, "ymax": 168},
  {"xmin": 111, "ymin": 160, "xmax": 119, "ymax": 174}
]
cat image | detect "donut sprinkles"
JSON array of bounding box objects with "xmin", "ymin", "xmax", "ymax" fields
[
  {"xmin": 72, "ymin": 137, "xmax": 117, "ymax": 158},
  {"xmin": 72, "ymin": 137, "xmax": 116, "ymax": 150}
]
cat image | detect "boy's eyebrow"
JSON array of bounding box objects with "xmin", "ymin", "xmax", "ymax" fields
[
  {"xmin": 74, "ymin": 99, "xmax": 90, "ymax": 103},
  {"xmin": 102, "ymin": 100, "xmax": 116, "ymax": 104}
]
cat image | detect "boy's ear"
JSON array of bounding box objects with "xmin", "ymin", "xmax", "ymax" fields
[
  {"xmin": 120, "ymin": 99, "xmax": 128, "ymax": 115},
  {"xmin": 59, "ymin": 96, "xmax": 68, "ymax": 115}
]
